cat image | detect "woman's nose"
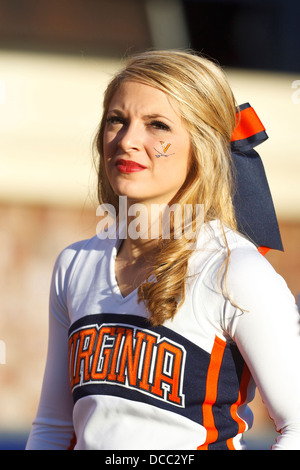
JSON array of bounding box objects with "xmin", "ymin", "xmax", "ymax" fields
[{"xmin": 117, "ymin": 122, "xmax": 142, "ymax": 152}]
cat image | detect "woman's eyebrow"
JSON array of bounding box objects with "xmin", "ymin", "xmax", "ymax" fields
[
  {"xmin": 107, "ymin": 108, "xmax": 124, "ymax": 116},
  {"xmin": 143, "ymin": 113, "xmax": 175, "ymax": 124},
  {"xmin": 106, "ymin": 110, "xmax": 175, "ymax": 124}
]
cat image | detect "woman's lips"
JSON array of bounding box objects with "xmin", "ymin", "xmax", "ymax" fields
[{"xmin": 116, "ymin": 159, "xmax": 146, "ymax": 173}]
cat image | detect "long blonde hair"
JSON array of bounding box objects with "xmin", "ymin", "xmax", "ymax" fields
[{"xmin": 94, "ymin": 49, "xmax": 238, "ymax": 325}]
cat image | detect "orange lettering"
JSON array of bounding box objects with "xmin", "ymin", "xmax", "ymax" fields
[
  {"xmin": 107, "ymin": 327, "xmax": 125, "ymax": 381},
  {"xmin": 90, "ymin": 326, "xmax": 114, "ymax": 380},
  {"xmin": 151, "ymin": 341, "xmax": 183, "ymax": 405},
  {"xmin": 68, "ymin": 322, "xmax": 185, "ymax": 408},
  {"xmin": 117, "ymin": 328, "xmax": 145, "ymax": 386},
  {"xmin": 69, "ymin": 331, "xmax": 79, "ymax": 388},
  {"xmin": 73, "ymin": 328, "xmax": 97, "ymax": 385},
  {"xmin": 139, "ymin": 333, "xmax": 157, "ymax": 391}
]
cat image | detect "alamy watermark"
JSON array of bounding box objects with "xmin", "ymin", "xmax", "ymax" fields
[
  {"xmin": 292, "ymin": 80, "xmax": 300, "ymax": 104},
  {"xmin": 96, "ymin": 196, "xmax": 204, "ymax": 249}
]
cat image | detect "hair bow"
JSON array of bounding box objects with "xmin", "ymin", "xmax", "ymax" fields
[{"xmin": 231, "ymin": 103, "xmax": 283, "ymax": 254}]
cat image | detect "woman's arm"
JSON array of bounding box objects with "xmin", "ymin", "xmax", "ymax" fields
[
  {"xmin": 26, "ymin": 251, "xmax": 75, "ymax": 450},
  {"xmin": 225, "ymin": 247, "xmax": 300, "ymax": 449}
]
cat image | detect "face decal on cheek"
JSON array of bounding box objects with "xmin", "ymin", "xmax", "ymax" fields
[{"xmin": 154, "ymin": 141, "xmax": 175, "ymax": 158}]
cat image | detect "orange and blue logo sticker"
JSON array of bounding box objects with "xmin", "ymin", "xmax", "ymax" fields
[{"xmin": 154, "ymin": 141, "xmax": 175, "ymax": 158}]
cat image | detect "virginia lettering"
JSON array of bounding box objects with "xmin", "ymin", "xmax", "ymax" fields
[{"xmin": 68, "ymin": 322, "xmax": 186, "ymax": 407}]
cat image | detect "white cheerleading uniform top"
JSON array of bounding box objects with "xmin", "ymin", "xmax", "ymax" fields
[{"xmin": 26, "ymin": 220, "xmax": 300, "ymax": 450}]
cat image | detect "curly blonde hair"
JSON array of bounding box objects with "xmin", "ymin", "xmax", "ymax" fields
[{"xmin": 94, "ymin": 49, "xmax": 238, "ymax": 326}]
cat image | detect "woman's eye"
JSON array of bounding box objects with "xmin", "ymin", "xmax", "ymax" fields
[
  {"xmin": 106, "ymin": 116, "xmax": 125, "ymax": 126},
  {"xmin": 150, "ymin": 120, "xmax": 170, "ymax": 131}
]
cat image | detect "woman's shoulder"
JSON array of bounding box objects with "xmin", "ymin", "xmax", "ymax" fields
[
  {"xmin": 54, "ymin": 232, "xmax": 116, "ymax": 272},
  {"xmin": 193, "ymin": 219, "xmax": 259, "ymax": 266},
  {"xmin": 55, "ymin": 235, "xmax": 96, "ymax": 264},
  {"xmin": 191, "ymin": 219, "xmax": 280, "ymax": 289},
  {"xmin": 199, "ymin": 220, "xmax": 292, "ymax": 302},
  {"xmin": 200, "ymin": 219, "xmax": 257, "ymax": 251}
]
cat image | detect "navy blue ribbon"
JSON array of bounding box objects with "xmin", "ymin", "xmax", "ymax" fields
[{"xmin": 231, "ymin": 103, "xmax": 283, "ymax": 252}]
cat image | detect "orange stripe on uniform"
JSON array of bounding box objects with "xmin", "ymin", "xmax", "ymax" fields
[
  {"xmin": 226, "ymin": 364, "xmax": 251, "ymax": 450},
  {"xmin": 67, "ymin": 432, "xmax": 77, "ymax": 450},
  {"xmin": 197, "ymin": 336, "xmax": 227, "ymax": 450},
  {"xmin": 231, "ymin": 106, "xmax": 265, "ymax": 142}
]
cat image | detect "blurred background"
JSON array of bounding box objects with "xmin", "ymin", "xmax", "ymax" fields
[{"xmin": 0, "ymin": 0, "xmax": 299, "ymax": 450}]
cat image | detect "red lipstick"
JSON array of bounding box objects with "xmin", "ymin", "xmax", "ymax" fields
[{"xmin": 116, "ymin": 159, "xmax": 146, "ymax": 173}]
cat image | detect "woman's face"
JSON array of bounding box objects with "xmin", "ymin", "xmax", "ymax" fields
[{"xmin": 103, "ymin": 81, "xmax": 191, "ymax": 207}]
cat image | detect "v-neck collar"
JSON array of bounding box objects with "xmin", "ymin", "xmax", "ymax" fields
[{"xmin": 108, "ymin": 224, "xmax": 139, "ymax": 303}]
